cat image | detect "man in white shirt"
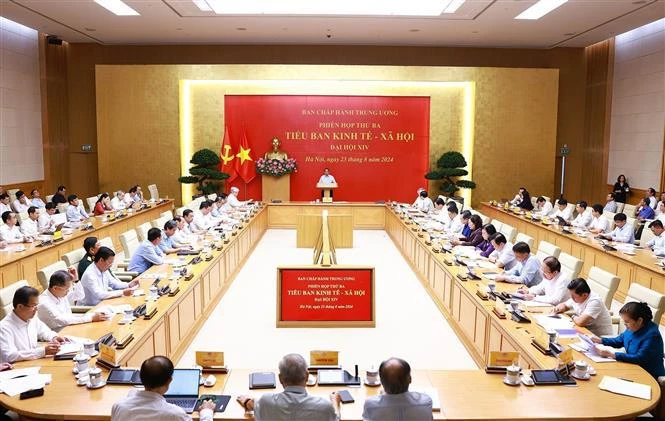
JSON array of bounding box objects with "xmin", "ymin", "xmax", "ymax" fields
[
  {"xmin": 646, "ymin": 220, "xmax": 665, "ymax": 257},
  {"xmin": 38, "ymin": 202, "xmax": 57, "ymax": 233},
  {"xmin": 548, "ymin": 198, "xmax": 573, "ymax": 222},
  {"xmin": 519, "ymin": 256, "xmax": 570, "ymax": 305},
  {"xmin": 228, "ymin": 186, "xmax": 252, "ymax": 208},
  {"xmin": 489, "ymin": 233, "xmax": 516, "ymax": 270},
  {"xmin": 600, "ymin": 213, "xmax": 635, "ymax": 244},
  {"xmin": 0, "ymin": 211, "xmax": 24, "ymax": 243},
  {"xmin": 0, "ymin": 286, "xmax": 67, "ymax": 363},
  {"xmin": 588, "ymin": 204, "xmax": 610, "ymax": 234},
  {"xmin": 11, "ymin": 190, "xmax": 31, "ymax": 214},
  {"xmin": 111, "ymin": 356, "xmax": 215, "ymax": 421},
  {"xmin": 30, "ymin": 189, "xmax": 46, "ymax": 209},
  {"xmin": 65, "ymin": 194, "xmax": 89, "ymax": 223},
  {"xmin": 191, "ymin": 201, "xmax": 216, "ymax": 232},
  {"xmin": 447, "ymin": 208, "xmax": 467, "ymax": 234},
  {"xmin": 210, "ymin": 194, "xmax": 227, "ymax": 218},
  {"xmin": 412, "ymin": 190, "xmax": 434, "ymax": 213},
  {"xmin": 570, "ymin": 201, "xmax": 592, "ymax": 228},
  {"xmin": 172, "ymin": 216, "xmax": 193, "ymax": 245},
  {"xmin": 534, "ymin": 197, "xmax": 553, "ymax": 216},
  {"xmin": 181, "ymin": 209, "xmax": 202, "ymax": 235},
  {"xmin": 647, "ymin": 187, "xmax": 658, "ymax": 209},
  {"xmin": 124, "ymin": 185, "xmax": 142, "ymax": 206},
  {"xmin": 111, "ymin": 190, "xmax": 126, "ymax": 211},
  {"xmin": 318, "ymin": 168, "xmax": 337, "ymax": 185},
  {"xmin": 656, "ymin": 192, "xmax": 665, "ymax": 216},
  {"xmin": 79, "ymin": 247, "xmax": 139, "ymax": 306},
  {"xmin": 554, "ymin": 278, "xmax": 612, "ymax": 336},
  {"xmin": 0, "ymin": 193, "xmax": 11, "ymax": 216},
  {"xmin": 19, "ymin": 206, "xmax": 41, "ymax": 238},
  {"xmin": 38, "ymin": 268, "xmax": 107, "ymax": 331}
]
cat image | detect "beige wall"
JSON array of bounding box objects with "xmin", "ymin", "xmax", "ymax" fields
[{"xmin": 95, "ymin": 64, "xmax": 558, "ymax": 207}]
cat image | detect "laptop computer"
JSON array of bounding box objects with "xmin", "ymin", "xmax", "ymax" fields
[{"xmin": 164, "ymin": 369, "xmax": 201, "ymax": 413}]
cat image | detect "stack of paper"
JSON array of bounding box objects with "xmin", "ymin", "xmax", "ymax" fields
[
  {"xmin": 569, "ymin": 334, "xmax": 615, "ymax": 363},
  {"xmin": 534, "ymin": 315, "xmax": 574, "ymax": 330},
  {"xmin": 56, "ymin": 342, "xmax": 83, "ymax": 356},
  {"xmin": 599, "ymin": 376, "xmax": 651, "ymax": 400},
  {"xmin": 0, "ymin": 368, "xmax": 51, "ymax": 397}
]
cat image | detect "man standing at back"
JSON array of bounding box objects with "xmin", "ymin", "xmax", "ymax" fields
[
  {"xmin": 362, "ymin": 357, "xmax": 433, "ymax": 421},
  {"xmin": 111, "ymin": 355, "xmax": 214, "ymax": 421},
  {"xmin": 237, "ymin": 353, "xmax": 340, "ymax": 421}
]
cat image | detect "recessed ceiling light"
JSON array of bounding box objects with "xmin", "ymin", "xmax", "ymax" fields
[
  {"xmin": 563, "ymin": 32, "xmax": 575, "ymax": 36},
  {"xmin": 409, "ymin": 29, "xmax": 421, "ymax": 32},
  {"xmin": 443, "ymin": 0, "xmax": 465, "ymax": 13},
  {"xmin": 203, "ymin": 0, "xmax": 454, "ymax": 16},
  {"xmin": 176, "ymin": 27, "xmax": 183, "ymax": 31},
  {"xmin": 84, "ymin": 27, "xmax": 97, "ymax": 32},
  {"xmin": 236, "ymin": 27, "xmax": 247, "ymax": 31},
  {"xmin": 472, "ymin": 30, "xmax": 479, "ymax": 34},
  {"xmin": 193, "ymin": 0, "xmax": 213, "ymax": 11},
  {"xmin": 632, "ymin": 0, "xmax": 646, "ymax": 4},
  {"xmin": 515, "ymin": 0, "xmax": 567, "ymax": 20},
  {"xmin": 94, "ymin": 0, "xmax": 140, "ymax": 16}
]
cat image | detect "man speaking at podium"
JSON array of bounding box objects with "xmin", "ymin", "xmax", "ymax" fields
[{"xmin": 318, "ymin": 168, "xmax": 336, "ymax": 199}]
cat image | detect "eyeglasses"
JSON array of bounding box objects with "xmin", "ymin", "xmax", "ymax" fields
[{"xmin": 22, "ymin": 303, "xmax": 39, "ymax": 310}]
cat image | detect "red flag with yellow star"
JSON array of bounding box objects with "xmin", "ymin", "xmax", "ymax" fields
[
  {"xmin": 220, "ymin": 127, "xmax": 238, "ymax": 183},
  {"xmin": 235, "ymin": 129, "xmax": 256, "ymax": 183}
]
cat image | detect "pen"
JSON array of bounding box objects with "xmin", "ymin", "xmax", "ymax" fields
[{"xmin": 619, "ymin": 377, "xmax": 634, "ymax": 382}]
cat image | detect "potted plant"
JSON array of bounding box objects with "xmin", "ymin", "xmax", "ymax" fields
[
  {"xmin": 425, "ymin": 151, "xmax": 476, "ymax": 201},
  {"xmin": 178, "ymin": 148, "xmax": 229, "ymax": 198}
]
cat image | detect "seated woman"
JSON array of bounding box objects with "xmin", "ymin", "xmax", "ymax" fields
[
  {"xmin": 591, "ymin": 302, "xmax": 665, "ymax": 379},
  {"xmin": 510, "ymin": 188, "xmax": 525, "ymax": 206},
  {"xmin": 93, "ymin": 193, "xmax": 112, "ymax": 216},
  {"xmin": 475, "ymin": 224, "xmax": 497, "ymax": 257},
  {"xmin": 516, "ymin": 189, "xmax": 534, "ymax": 210},
  {"xmin": 517, "ymin": 256, "xmax": 570, "ymax": 305},
  {"xmin": 554, "ymin": 278, "xmax": 612, "ymax": 337},
  {"xmin": 453, "ymin": 215, "xmax": 483, "ymax": 247}
]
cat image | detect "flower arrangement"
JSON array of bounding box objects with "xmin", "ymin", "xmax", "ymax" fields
[{"xmin": 256, "ymin": 157, "xmax": 298, "ymax": 177}]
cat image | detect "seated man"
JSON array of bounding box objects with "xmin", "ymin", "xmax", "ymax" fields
[
  {"xmin": 111, "ymin": 356, "xmax": 214, "ymax": 421},
  {"xmin": 488, "ymin": 233, "xmax": 516, "ymax": 270},
  {"xmin": 362, "ymin": 357, "xmax": 433, "ymax": 421},
  {"xmin": 588, "ymin": 204, "xmax": 610, "ymax": 234},
  {"xmin": 182, "ymin": 209, "xmax": 204, "ymax": 235},
  {"xmin": 237, "ymin": 353, "xmax": 340, "ymax": 421},
  {"xmin": 570, "ymin": 201, "xmax": 592, "ymax": 228},
  {"xmin": 227, "ymin": 186, "xmax": 252, "ymax": 208},
  {"xmin": 458, "ymin": 210, "xmax": 473, "ymax": 237},
  {"xmin": 110, "ymin": 190, "xmax": 126, "ymax": 211},
  {"xmin": 160, "ymin": 220, "xmax": 187, "ymax": 254},
  {"xmin": 518, "ymin": 256, "xmax": 570, "ymax": 305},
  {"xmin": 38, "ymin": 269, "xmax": 106, "ymax": 331},
  {"xmin": 548, "ymin": 198, "xmax": 573, "ymax": 222},
  {"xmin": 78, "ymin": 237, "xmax": 100, "ymax": 276},
  {"xmin": 599, "ymin": 213, "xmax": 635, "ymax": 244},
  {"xmin": 412, "ymin": 190, "xmax": 434, "ymax": 213},
  {"xmin": 553, "ymin": 278, "xmax": 612, "ymax": 336},
  {"xmin": 124, "ymin": 185, "xmax": 142, "ymax": 206},
  {"xmin": 191, "ymin": 201, "xmax": 215, "ymax": 232},
  {"xmin": 0, "ymin": 286, "xmax": 66, "ymax": 363},
  {"xmin": 80, "ymin": 246, "xmax": 139, "ymax": 306},
  {"xmin": 38, "ymin": 202, "xmax": 57, "ymax": 233},
  {"xmin": 11, "ymin": 190, "xmax": 31, "ymax": 214},
  {"xmin": 30, "ymin": 188, "xmax": 46, "ymax": 209},
  {"xmin": 495, "ymin": 242, "xmax": 542, "ymax": 287},
  {"xmin": 636, "ymin": 197, "xmax": 655, "ymax": 221},
  {"xmin": 51, "ymin": 185, "xmax": 67, "ymax": 204},
  {"xmin": 20, "ymin": 206, "xmax": 41, "ymax": 238},
  {"xmin": 534, "ymin": 196, "xmax": 552, "ymax": 216},
  {"xmin": 172, "ymin": 216, "xmax": 192, "ymax": 245},
  {"xmin": 603, "ymin": 193, "xmax": 617, "ymax": 213},
  {"xmin": 66, "ymin": 194, "xmax": 89, "ymax": 223},
  {"xmin": 646, "ymin": 220, "xmax": 665, "ymax": 257},
  {"xmin": 0, "ymin": 193, "xmax": 11, "ymax": 216},
  {"xmin": 128, "ymin": 228, "xmax": 165, "ymax": 274},
  {"xmin": 0, "ymin": 211, "xmax": 24, "ymax": 243}
]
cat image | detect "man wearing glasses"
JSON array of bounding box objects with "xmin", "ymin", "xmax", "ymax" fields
[
  {"xmin": 38, "ymin": 268, "xmax": 108, "ymax": 332},
  {"xmin": 0, "ymin": 286, "xmax": 68, "ymax": 363}
]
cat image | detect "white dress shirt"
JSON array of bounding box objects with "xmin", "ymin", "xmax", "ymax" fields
[
  {"xmin": 12, "ymin": 199, "xmax": 29, "ymax": 214},
  {"xmin": 549, "ymin": 205, "xmax": 573, "ymax": 221},
  {"xmin": 227, "ymin": 193, "xmax": 247, "ymax": 208},
  {"xmin": 20, "ymin": 218, "xmax": 39, "ymax": 237},
  {"xmin": 571, "ymin": 211, "xmax": 592, "ymax": 228},
  {"xmin": 649, "ymin": 196, "xmax": 657, "ymax": 209},
  {"xmin": 111, "ymin": 390, "xmax": 213, "ymax": 421},
  {"xmin": 66, "ymin": 204, "xmax": 88, "ymax": 222},
  {"xmin": 608, "ymin": 223, "xmax": 635, "ymax": 244},
  {"xmin": 38, "ymin": 212, "xmax": 55, "ymax": 232},
  {"xmin": 413, "ymin": 197, "xmax": 434, "ymax": 213},
  {"xmin": 0, "ymin": 312, "xmax": 58, "ymax": 363},
  {"xmin": 110, "ymin": 196, "xmax": 126, "ymax": 211},
  {"xmin": 528, "ymin": 272, "xmax": 571, "ymax": 305},
  {"xmin": 647, "ymin": 231, "xmax": 665, "ymax": 257},
  {"xmin": 564, "ymin": 292, "xmax": 613, "ymax": 336},
  {"xmin": 535, "ymin": 201, "xmax": 553, "ymax": 216},
  {"xmin": 191, "ymin": 210, "xmax": 213, "ymax": 232},
  {"xmin": 589, "ymin": 215, "xmax": 610, "ymax": 233},
  {"xmin": 657, "ymin": 201, "xmax": 665, "ymax": 216},
  {"xmin": 0, "ymin": 202, "xmax": 12, "ymax": 216},
  {"xmin": 447, "ymin": 216, "xmax": 464, "ymax": 234},
  {"xmin": 38, "ymin": 289, "xmax": 93, "ymax": 332},
  {"xmin": 172, "ymin": 228, "xmax": 192, "ymax": 245},
  {"xmin": 0, "ymin": 225, "xmax": 23, "ymax": 243},
  {"xmin": 31, "ymin": 197, "xmax": 46, "ymax": 209},
  {"xmin": 489, "ymin": 242, "xmax": 516, "ymax": 270},
  {"xmin": 318, "ymin": 174, "xmax": 337, "ymax": 185},
  {"xmin": 79, "ymin": 263, "xmax": 128, "ymax": 306}
]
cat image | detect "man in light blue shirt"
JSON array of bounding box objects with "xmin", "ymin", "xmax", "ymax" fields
[
  {"xmin": 129, "ymin": 227, "xmax": 165, "ymax": 274},
  {"xmin": 600, "ymin": 213, "xmax": 635, "ymax": 244},
  {"xmin": 495, "ymin": 242, "xmax": 543, "ymax": 287},
  {"xmin": 362, "ymin": 357, "xmax": 433, "ymax": 421},
  {"xmin": 65, "ymin": 194, "xmax": 89, "ymax": 222},
  {"xmin": 30, "ymin": 189, "xmax": 46, "ymax": 209},
  {"xmin": 159, "ymin": 220, "xmax": 186, "ymax": 254},
  {"xmin": 80, "ymin": 247, "xmax": 138, "ymax": 306}
]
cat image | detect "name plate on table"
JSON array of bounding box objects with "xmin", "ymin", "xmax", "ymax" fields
[
  {"xmin": 116, "ymin": 325, "xmax": 134, "ymax": 349},
  {"xmin": 196, "ymin": 351, "xmax": 227, "ymax": 373},
  {"xmin": 98, "ymin": 343, "xmax": 119, "ymax": 368},
  {"xmin": 487, "ymin": 351, "xmax": 520, "ymax": 372},
  {"xmin": 310, "ymin": 350, "xmax": 339, "ymax": 367},
  {"xmin": 277, "ymin": 266, "xmax": 375, "ymax": 328}
]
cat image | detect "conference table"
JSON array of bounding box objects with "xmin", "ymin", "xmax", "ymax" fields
[{"xmin": 0, "ymin": 202, "xmax": 659, "ymax": 420}]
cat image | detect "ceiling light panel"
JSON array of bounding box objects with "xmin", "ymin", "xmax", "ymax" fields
[
  {"xmin": 203, "ymin": 0, "xmax": 453, "ymax": 16},
  {"xmin": 515, "ymin": 0, "xmax": 567, "ymax": 20},
  {"xmin": 94, "ymin": 0, "xmax": 140, "ymax": 16}
]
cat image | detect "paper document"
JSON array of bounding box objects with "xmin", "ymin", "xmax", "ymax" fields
[
  {"xmin": 412, "ymin": 388, "xmax": 441, "ymax": 411},
  {"xmin": 56, "ymin": 342, "xmax": 83, "ymax": 355},
  {"xmin": 0, "ymin": 367, "xmax": 40, "ymax": 383},
  {"xmin": 520, "ymin": 301, "xmax": 554, "ymax": 308},
  {"xmin": 569, "ymin": 335, "xmax": 616, "ymax": 362},
  {"xmin": 598, "ymin": 376, "xmax": 651, "ymax": 400},
  {"xmin": 476, "ymin": 261, "xmax": 497, "ymax": 269},
  {"xmin": 535, "ymin": 315, "xmax": 574, "ymax": 330},
  {"xmin": 100, "ymin": 304, "xmax": 132, "ymax": 314},
  {"xmin": 132, "ymin": 289, "xmax": 145, "ymax": 297},
  {"xmin": 0, "ymin": 374, "xmax": 51, "ymax": 397}
]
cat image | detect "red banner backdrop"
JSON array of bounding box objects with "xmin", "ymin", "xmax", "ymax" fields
[
  {"xmin": 223, "ymin": 95, "xmax": 430, "ymax": 202},
  {"xmin": 278, "ymin": 267, "xmax": 374, "ymax": 325}
]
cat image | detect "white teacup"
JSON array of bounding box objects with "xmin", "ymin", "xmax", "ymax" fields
[
  {"xmin": 366, "ymin": 369, "xmax": 379, "ymax": 384},
  {"xmin": 73, "ymin": 353, "xmax": 90, "ymax": 373},
  {"xmin": 83, "ymin": 340, "xmax": 96, "ymax": 356},
  {"xmin": 510, "ymin": 301, "xmax": 520, "ymax": 312},
  {"xmin": 574, "ymin": 360, "xmax": 589, "ymax": 377},
  {"xmin": 88, "ymin": 367, "xmax": 104, "ymax": 387}
]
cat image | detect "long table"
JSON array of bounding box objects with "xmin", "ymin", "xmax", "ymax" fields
[
  {"xmin": 480, "ymin": 203, "xmax": 665, "ymax": 301},
  {"xmin": 0, "ymin": 204, "xmax": 659, "ymax": 420},
  {"xmin": 0, "ymin": 200, "xmax": 174, "ymax": 289}
]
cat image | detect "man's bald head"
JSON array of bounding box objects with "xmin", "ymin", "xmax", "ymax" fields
[
  {"xmin": 140, "ymin": 355, "xmax": 174, "ymax": 390},
  {"xmin": 379, "ymin": 357, "xmax": 411, "ymax": 394}
]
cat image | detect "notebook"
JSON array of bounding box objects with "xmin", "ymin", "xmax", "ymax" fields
[
  {"xmin": 164, "ymin": 369, "xmax": 201, "ymax": 413},
  {"xmin": 598, "ymin": 376, "xmax": 651, "ymax": 400},
  {"xmin": 249, "ymin": 372, "xmax": 276, "ymax": 389}
]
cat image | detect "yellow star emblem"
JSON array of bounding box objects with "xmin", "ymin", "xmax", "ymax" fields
[
  {"xmin": 236, "ymin": 145, "xmax": 253, "ymax": 164},
  {"xmin": 221, "ymin": 145, "xmax": 234, "ymax": 165}
]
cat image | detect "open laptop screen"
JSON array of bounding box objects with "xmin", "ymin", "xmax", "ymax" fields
[{"xmin": 164, "ymin": 369, "xmax": 200, "ymax": 397}]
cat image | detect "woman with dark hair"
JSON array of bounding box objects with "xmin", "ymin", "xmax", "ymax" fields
[
  {"xmin": 591, "ymin": 301, "xmax": 665, "ymax": 379},
  {"xmin": 475, "ymin": 224, "xmax": 497, "ymax": 257},
  {"xmin": 613, "ymin": 174, "xmax": 630, "ymax": 203},
  {"xmin": 516, "ymin": 189, "xmax": 534, "ymax": 211},
  {"xmin": 93, "ymin": 193, "xmax": 112, "ymax": 216},
  {"xmin": 453, "ymin": 214, "xmax": 484, "ymax": 247}
]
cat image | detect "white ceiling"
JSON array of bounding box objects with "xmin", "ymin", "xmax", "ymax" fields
[{"xmin": 0, "ymin": 0, "xmax": 664, "ymax": 48}]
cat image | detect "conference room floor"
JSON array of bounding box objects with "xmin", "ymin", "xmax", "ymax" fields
[{"xmin": 178, "ymin": 229, "xmax": 478, "ymax": 370}]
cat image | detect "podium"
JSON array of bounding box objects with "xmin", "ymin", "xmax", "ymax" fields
[{"xmin": 316, "ymin": 183, "xmax": 337, "ymax": 203}]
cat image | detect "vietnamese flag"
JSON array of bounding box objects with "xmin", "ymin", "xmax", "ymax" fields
[
  {"xmin": 235, "ymin": 129, "xmax": 257, "ymax": 183},
  {"xmin": 220, "ymin": 126, "xmax": 238, "ymax": 183}
]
